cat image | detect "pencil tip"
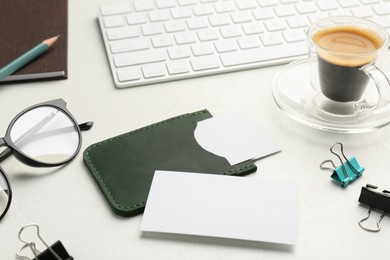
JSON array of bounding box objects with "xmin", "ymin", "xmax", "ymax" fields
[{"xmin": 44, "ymin": 35, "xmax": 60, "ymax": 47}]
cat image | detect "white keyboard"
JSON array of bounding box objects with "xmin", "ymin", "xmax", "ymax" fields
[{"xmin": 98, "ymin": 0, "xmax": 390, "ymax": 88}]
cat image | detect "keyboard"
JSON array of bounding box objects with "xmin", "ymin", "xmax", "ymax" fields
[{"xmin": 98, "ymin": 0, "xmax": 390, "ymax": 88}]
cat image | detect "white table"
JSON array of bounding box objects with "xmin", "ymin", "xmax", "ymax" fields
[{"xmin": 1, "ymin": 0, "xmax": 390, "ymax": 259}]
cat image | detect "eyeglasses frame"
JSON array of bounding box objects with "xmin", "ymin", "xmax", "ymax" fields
[
  {"xmin": 0, "ymin": 166, "xmax": 12, "ymax": 220},
  {"xmin": 0, "ymin": 98, "xmax": 92, "ymax": 221}
]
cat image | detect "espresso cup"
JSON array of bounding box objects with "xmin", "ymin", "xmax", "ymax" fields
[{"xmin": 307, "ymin": 17, "xmax": 390, "ymax": 114}]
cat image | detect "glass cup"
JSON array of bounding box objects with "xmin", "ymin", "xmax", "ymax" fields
[{"xmin": 307, "ymin": 16, "xmax": 390, "ymax": 117}]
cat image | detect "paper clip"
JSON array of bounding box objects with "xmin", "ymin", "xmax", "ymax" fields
[
  {"xmin": 358, "ymin": 184, "xmax": 390, "ymax": 232},
  {"xmin": 16, "ymin": 223, "xmax": 73, "ymax": 260},
  {"xmin": 320, "ymin": 142, "xmax": 364, "ymax": 188}
]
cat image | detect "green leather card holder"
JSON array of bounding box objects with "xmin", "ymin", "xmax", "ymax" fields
[{"xmin": 83, "ymin": 110, "xmax": 257, "ymax": 217}]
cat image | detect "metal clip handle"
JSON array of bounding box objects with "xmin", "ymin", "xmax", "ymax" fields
[
  {"xmin": 358, "ymin": 208, "xmax": 385, "ymax": 232},
  {"xmin": 16, "ymin": 224, "xmax": 62, "ymax": 260}
]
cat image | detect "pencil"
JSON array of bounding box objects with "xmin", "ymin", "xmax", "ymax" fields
[{"xmin": 0, "ymin": 35, "xmax": 60, "ymax": 81}]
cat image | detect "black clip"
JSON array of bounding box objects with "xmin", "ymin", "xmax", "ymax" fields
[
  {"xmin": 16, "ymin": 224, "xmax": 73, "ymax": 260},
  {"xmin": 358, "ymin": 184, "xmax": 390, "ymax": 232}
]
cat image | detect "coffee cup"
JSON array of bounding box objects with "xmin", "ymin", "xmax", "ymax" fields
[{"xmin": 307, "ymin": 17, "xmax": 390, "ymax": 116}]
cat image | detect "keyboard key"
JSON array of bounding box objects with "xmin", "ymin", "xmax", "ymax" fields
[
  {"xmin": 214, "ymin": 39, "xmax": 238, "ymax": 52},
  {"xmin": 106, "ymin": 26, "xmax": 140, "ymax": 40},
  {"xmin": 220, "ymin": 25, "xmax": 243, "ymax": 38},
  {"xmin": 151, "ymin": 35, "xmax": 174, "ymax": 48},
  {"xmin": 214, "ymin": 2, "xmax": 236, "ymax": 13},
  {"xmin": 142, "ymin": 63, "xmax": 166, "ymax": 78},
  {"xmin": 171, "ymin": 7, "xmax": 193, "ymax": 19},
  {"xmin": 103, "ymin": 15, "xmax": 125, "ymax": 28},
  {"xmin": 280, "ymin": 0, "xmax": 299, "ymax": 3},
  {"xmin": 242, "ymin": 22, "xmax": 265, "ymax": 35},
  {"xmin": 295, "ymin": 2, "xmax": 318, "ymax": 14},
  {"xmin": 286, "ymin": 16, "xmax": 309, "ymax": 29},
  {"xmin": 274, "ymin": 5, "xmax": 296, "ymax": 17},
  {"xmin": 141, "ymin": 23, "xmax": 164, "ymax": 35},
  {"xmin": 208, "ymin": 14, "xmax": 231, "ymax": 26},
  {"xmin": 100, "ymin": 3, "xmax": 132, "ymax": 16},
  {"xmin": 166, "ymin": 60, "xmax": 191, "ymax": 74},
  {"xmin": 257, "ymin": 0, "xmax": 278, "ymax": 7},
  {"xmin": 156, "ymin": 0, "xmax": 177, "ymax": 9},
  {"xmin": 252, "ymin": 8, "xmax": 274, "ymax": 20},
  {"xmin": 117, "ymin": 67, "xmax": 141, "ymax": 82},
  {"xmin": 190, "ymin": 55, "xmax": 220, "ymax": 71},
  {"xmin": 186, "ymin": 17, "xmax": 209, "ymax": 29},
  {"xmin": 178, "ymin": 0, "xmax": 198, "ymax": 6},
  {"xmin": 114, "ymin": 49, "xmax": 166, "ymax": 67},
  {"xmin": 237, "ymin": 36, "xmax": 261, "ymax": 49},
  {"xmin": 282, "ymin": 30, "xmax": 306, "ymax": 43},
  {"xmin": 236, "ymin": 0, "xmax": 258, "ymax": 10},
  {"xmin": 316, "ymin": 0, "xmax": 339, "ymax": 11},
  {"xmin": 126, "ymin": 13, "xmax": 148, "ymax": 25},
  {"xmin": 230, "ymin": 11, "xmax": 253, "ymax": 23},
  {"xmin": 110, "ymin": 38, "xmax": 150, "ymax": 53},
  {"xmin": 264, "ymin": 20, "xmax": 287, "ymax": 31},
  {"xmin": 133, "ymin": 0, "xmax": 154, "ymax": 11},
  {"xmin": 167, "ymin": 46, "xmax": 191, "ymax": 59},
  {"xmin": 360, "ymin": 0, "xmax": 381, "ymax": 3},
  {"xmin": 191, "ymin": 42, "xmax": 215, "ymax": 56},
  {"xmin": 197, "ymin": 28, "xmax": 220, "ymax": 41},
  {"xmin": 337, "ymin": 0, "xmax": 360, "ymax": 8},
  {"xmin": 260, "ymin": 33, "xmax": 284, "ymax": 46},
  {"xmin": 149, "ymin": 10, "xmax": 171, "ymax": 22},
  {"xmin": 328, "ymin": 9, "xmax": 351, "ymax": 16},
  {"xmin": 174, "ymin": 31, "xmax": 197, "ymax": 44},
  {"xmin": 193, "ymin": 4, "xmax": 214, "ymax": 16},
  {"xmin": 164, "ymin": 20, "xmax": 186, "ymax": 32}
]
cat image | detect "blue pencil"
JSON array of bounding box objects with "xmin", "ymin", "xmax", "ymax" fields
[{"xmin": 0, "ymin": 35, "xmax": 60, "ymax": 81}]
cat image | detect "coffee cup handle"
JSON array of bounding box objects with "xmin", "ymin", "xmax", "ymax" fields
[{"xmin": 360, "ymin": 63, "xmax": 390, "ymax": 110}]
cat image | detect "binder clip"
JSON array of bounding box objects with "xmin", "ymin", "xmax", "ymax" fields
[
  {"xmin": 320, "ymin": 142, "xmax": 364, "ymax": 188},
  {"xmin": 358, "ymin": 184, "xmax": 390, "ymax": 232},
  {"xmin": 16, "ymin": 223, "xmax": 73, "ymax": 260}
]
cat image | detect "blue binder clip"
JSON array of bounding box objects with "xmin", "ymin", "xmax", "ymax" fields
[{"xmin": 320, "ymin": 142, "xmax": 364, "ymax": 188}]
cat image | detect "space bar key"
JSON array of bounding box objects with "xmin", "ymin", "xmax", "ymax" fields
[{"xmin": 220, "ymin": 44, "xmax": 307, "ymax": 67}]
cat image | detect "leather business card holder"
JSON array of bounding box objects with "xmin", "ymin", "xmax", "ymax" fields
[{"xmin": 83, "ymin": 110, "xmax": 257, "ymax": 217}]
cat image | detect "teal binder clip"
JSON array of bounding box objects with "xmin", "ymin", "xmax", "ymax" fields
[{"xmin": 320, "ymin": 142, "xmax": 364, "ymax": 188}]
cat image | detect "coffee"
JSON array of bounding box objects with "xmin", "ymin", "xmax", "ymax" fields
[{"xmin": 312, "ymin": 26, "xmax": 383, "ymax": 102}]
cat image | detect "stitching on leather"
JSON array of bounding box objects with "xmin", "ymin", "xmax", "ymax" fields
[{"xmin": 84, "ymin": 110, "xmax": 254, "ymax": 211}]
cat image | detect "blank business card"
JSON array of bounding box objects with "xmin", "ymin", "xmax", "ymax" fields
[{"xmin": 141, "ymin": 171, "xmax": 299, "ymax": 245}]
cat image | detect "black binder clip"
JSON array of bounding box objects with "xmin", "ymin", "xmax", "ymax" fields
[
  {"xmin": 320, "ymin": 142, "xmax": 364, "ymax": 188},
  {"xmin": 16, "ymin": 223, "xmax": 73, "ymax": 260},
  {"xmin": 358, "ymin": 184, "xmax": 390, "ymax": 232}
]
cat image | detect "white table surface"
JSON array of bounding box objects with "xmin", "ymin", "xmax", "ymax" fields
[{"xmin": 1, "ymin": 0, "xmax": 390, "ymax": 259}]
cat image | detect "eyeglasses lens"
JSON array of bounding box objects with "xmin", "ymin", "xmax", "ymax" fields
[
  {"xmin": 0, "ymin": 172, "xmax": 10, "ymax": 218},
  {"xmin": 9, "ymin": 106, "xmax": 80, "ymax": 164}
]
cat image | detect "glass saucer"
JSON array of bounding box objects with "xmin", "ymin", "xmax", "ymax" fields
[{"xmin": 272, "ymin": 59, "xmax": 390, "ymax": 133}]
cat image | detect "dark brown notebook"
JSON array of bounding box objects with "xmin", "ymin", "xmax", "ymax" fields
[{"xmin": 0, "ymin": 0, "xmax": 68, "ymax": 83}]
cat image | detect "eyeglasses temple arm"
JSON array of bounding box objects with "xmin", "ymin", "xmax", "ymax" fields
[
  {"xmin": 0, "ymin": 122, "xmax": 93, "ymax": 163},
  {"xmin": 0, "ymin": 147, "xmax": 12, "ymax": 163},
  {"xmin": 79, "ymin": 121, "xmax": 94, "ymax": 131}
]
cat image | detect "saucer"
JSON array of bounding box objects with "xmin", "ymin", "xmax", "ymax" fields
[{"xmin": 272, "ymin": 59, "xmax": 390, "ymax": 133}]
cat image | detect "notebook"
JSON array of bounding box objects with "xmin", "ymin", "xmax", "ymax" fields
[{"xmin": 0, "ymin": 0, "xmax": 68, "ymax": 83}]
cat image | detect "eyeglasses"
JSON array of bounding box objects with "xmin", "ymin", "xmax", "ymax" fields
[{"xmin": 0, "ymin": 99, "xmax": 93, "ymax": 220}]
